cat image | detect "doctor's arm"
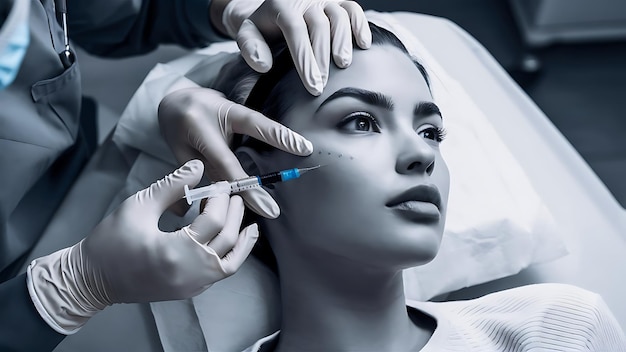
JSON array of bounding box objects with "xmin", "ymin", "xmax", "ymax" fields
[
  {"xmin": 0, "ymin": 274, "xmax": 65, "ymax": 352},
  {"xmin": 0, "ymin": 160, "xmax": 257, "ymax": 352},
  {"xmin": 69, "ymin": 0, "xmax": 370, "ymax": 94},
  {"xmin": 67, "ymin": 0, "xmax": 227, "ymax": 56}
]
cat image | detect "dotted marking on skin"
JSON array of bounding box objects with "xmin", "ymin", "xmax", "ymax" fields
[{"xmin": 315, "ymin": 149, "xmax": 354, "ymax": 161}]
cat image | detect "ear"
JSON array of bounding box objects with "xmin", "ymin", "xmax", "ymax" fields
[{"xmin": 236, "ymin": 146, "xmax": 278, "ymax": 193}]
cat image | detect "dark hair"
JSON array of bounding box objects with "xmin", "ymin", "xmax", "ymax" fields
[
  {"xmin": 214, "ymin": 22, "xmax": 430, "ymax": 127},
  {"xmin": 212, "ymin": 22, "xmax": 430, "ymax": 273}
]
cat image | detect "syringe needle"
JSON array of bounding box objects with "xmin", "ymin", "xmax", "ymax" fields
[{"xmin": 297, "ymin": 165, "xmax": 323, "ymax": 175}]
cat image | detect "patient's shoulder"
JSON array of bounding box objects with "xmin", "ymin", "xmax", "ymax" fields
[
  {"xmin": 451, "ymin": 283, "xmax": 607, "ymax": 322},
  {"xmin": 477, "ymin": 282, "xmax": 601, "ymax": 306},
  {"xmin": 419, "ymin": 284, "xmax": 626, "ymax": 351}
]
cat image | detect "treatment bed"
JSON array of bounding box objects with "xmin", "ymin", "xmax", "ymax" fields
[{"xmin": 19, "ymin": 12, "xmax": 626, "ymax": 351}]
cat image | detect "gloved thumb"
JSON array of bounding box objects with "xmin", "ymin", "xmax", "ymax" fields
[
  {"xmin": 239, "ymin": 188, "xmax": 280, "ymax": 219},
  {"xmin": 220, "ymin": 223, "xmax": 260, "ymax": 275},
  {"xmin": 134, "ymin": 159, "xmax": 204, "ymax": 214},
  {"xmin": 237, "ymin": 19, "xmax": 273, "ymax": 73}
]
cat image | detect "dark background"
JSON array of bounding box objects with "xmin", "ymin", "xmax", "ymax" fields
[{"xmin": 358, "ymin": 0, "xmax": 626, "ymax": 208}]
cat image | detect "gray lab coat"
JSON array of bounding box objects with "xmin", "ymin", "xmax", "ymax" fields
[{"xmin": 0, "ymin": 0, "xmax": 225, "ymax": 350}]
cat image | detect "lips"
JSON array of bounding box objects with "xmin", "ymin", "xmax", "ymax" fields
[
  {"xmin": 387, "ymin": 184, "xmax": 442, "ymax": 209},
  {"xmin": 386, "ymin": 184, "xmax": 442, "ymax": 222}
]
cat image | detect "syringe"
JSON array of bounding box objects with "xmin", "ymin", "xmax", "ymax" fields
[{"xmin": 183, "ymin": 165, "xmax": 322, "ymax": 205}]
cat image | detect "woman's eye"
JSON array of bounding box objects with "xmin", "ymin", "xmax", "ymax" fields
[
  {"xmin": 337, "ymin": 112, "xmax": 381, "ymax": 133},
  {"xmin": 417, "ymin": 125, "xmax": 447, "ymax": 143}
]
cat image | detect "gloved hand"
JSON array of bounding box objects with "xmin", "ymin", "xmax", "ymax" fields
[
  {"xmin": 221, "ymin": 0, "xmax": 372, "ymax": 95},
  {"xmin": 26, "ymin": 160, "xmax": 258, "ymax": 334},
  {"xmin": 158, "ymin": 87, "xmax": 313, "ymax": 219}
]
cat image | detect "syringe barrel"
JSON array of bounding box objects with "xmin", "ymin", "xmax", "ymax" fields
[
  {"xmin": 230, "ymin": 168, "xmax": 302, "ymax": 193},
  {"xmin": 229, "ymin": 176, "xmax": 261, "ymax": 193}
]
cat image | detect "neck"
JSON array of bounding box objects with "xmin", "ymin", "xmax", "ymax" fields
[{"xmin": 272, "ymin": 244, "xmax": 432, "ymax": 352}]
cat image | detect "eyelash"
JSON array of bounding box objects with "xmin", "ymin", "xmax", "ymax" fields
[
  {"xmin": 337, "ymin": 111, "xmax": 381, "ymax": 133},
  {"xmin": 418, "ymin": 126, "xmax": 447, "ymax": 143},
  {"xmin": 337, "ymin": 111, "xmax": 447, "ymax": 143}
]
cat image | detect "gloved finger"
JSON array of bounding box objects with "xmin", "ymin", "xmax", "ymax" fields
[
  {"xmin": 207, "ymin": 195, "xmax": 245, "ymax": 257},
  {"xmin": 239, "ymin": 187, "xmax": 280, "ymax": 219},
  {"xmin": 193, "ymin": 98, "xmax": 310, "ymax": 184},
  {"xmin": 201, "ymin": 180, "xmax": 280, "ymax": 219},
  {"xmin": 185, "ymin": 193, "xmax": 230, "ymax": 244},
  {"xmin": 275, "ymin": 8, "xmax": 324, "ymax": 95},
  {"xmin": 237, "ymin": 19, "xmax": 273, "ymax": 73},
  {"xmin": 174, "ymin": 125, "xmax": 226, "ymax": 184},
  {"xmin": 324, "ymin": 2, "xmax": 352, "ymax": 68},
  {"xmin": 220, "ymin": 223, "xmax": 259, "ymax": 276},
  {"xmin": 135, "ymin": 159, "xmax": 204, "ymax": 215},
  {"xmin": 210, "ymin": 103, "xmax": 310, "ymax": 218},
  {"xmin": 227, "ymin": 103, "xmax": 313, "ymax": 156},
  {"xmin": 339, "ymin": 1, "xmax": 372, "ymax": 49},
  {"xmin": 186, "ymin": 115, "xmax": 280, "ymax": 219},
  {"xmin": 304, "ymin": 6, "xmax": 331, "ymax": 86}
]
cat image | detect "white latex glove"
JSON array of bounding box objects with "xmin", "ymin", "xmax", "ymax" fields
[
  {"xmin": 158, "ymin": 87, "xmax": 313, "ymax": 219},
  {"xmin": 222, "ymin": 0, "xmax": 372, "ymax": 95},
  {"xmin": 26, "ymin": 160, "xmax": 258, "ymax": 334}
]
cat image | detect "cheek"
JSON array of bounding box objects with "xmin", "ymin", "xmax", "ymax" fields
[
  {"xmin": 433, "ymin": 154, "xmax": 450, "ymax": 212},
  {"xmin": 268, "ymin": 131, "xmax": 404, "ymax": 226},
  {"xmin": 272, "ymin": 170, "xmax": 386, "ymax": 260},
  {"xmin": 276, "ymin": 156, "xmax": 376, "ymax": 206},
  {"xmin": 305, "ymin": 131, "xmax": 395, "ymax": 169},
  {"xmin": 271, "ymin": 145, "xmax": 384, "ymax": 231},
  {"xmin": 268, "ymin": 128, "xmax": 396, "ymax": 179},
  {"xmin": 312, "ymin": 149, "xmax": 356, "ymax": 165},
  {"xmin": 267, "ymin": 142, "xmax": 447, "ymax": 266}
]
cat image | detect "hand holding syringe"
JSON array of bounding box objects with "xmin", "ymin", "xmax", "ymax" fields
[{"xmin": 184, "ymin": 165, "xmax": 322, "ymax": 205}]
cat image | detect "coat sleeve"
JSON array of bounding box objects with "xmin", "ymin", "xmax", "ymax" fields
[
  {"xmin": 0, "ymin": 274, "xmax": 65, "ymax": 352},
  {"xmin": 68, "ymin": 0, "xmax": 229, "ymax": 57}
]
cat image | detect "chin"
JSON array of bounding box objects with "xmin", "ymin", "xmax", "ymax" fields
[
  {"xmin": 393, "ymin": 227, "xmax": 443, "ymax": 267},
  {"xmin": 356, "ymin": 227, "xmax": 442, "ymax": 270}
]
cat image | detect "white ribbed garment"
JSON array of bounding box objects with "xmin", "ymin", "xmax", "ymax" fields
[{"xmin": 243, "ymin": 284, "xmax": 626, "ymax": 351}]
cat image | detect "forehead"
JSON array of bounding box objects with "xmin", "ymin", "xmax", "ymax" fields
[
  {"xmin": 278, "ymin": 44, "xmax": 434, "ymax": 129},
  {"xmin": 318, "ymin": 45, "xmax": 431, "ymax": 107}
]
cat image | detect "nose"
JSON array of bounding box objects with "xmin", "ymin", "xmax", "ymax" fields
[{"xmin": 395, "ymin": 131, "xmax": 436, "ymax": 176}]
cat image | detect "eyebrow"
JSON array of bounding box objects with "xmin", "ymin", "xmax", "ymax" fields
[
  {"xmin": 315, "ymin": 87, "xmax": 442, "ymax": 120},
  {"xmin": 316, "ymin": 87, "xmax": 394, "ymax": 112},
  {"xmin": 415, "ymin": 101, "xmax": 443, "ymax": 119}
]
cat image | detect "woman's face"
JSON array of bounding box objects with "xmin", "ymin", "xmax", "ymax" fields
[{"xmin": 247, "ymin": 45, "xmax": 450, "ymax": 270}]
